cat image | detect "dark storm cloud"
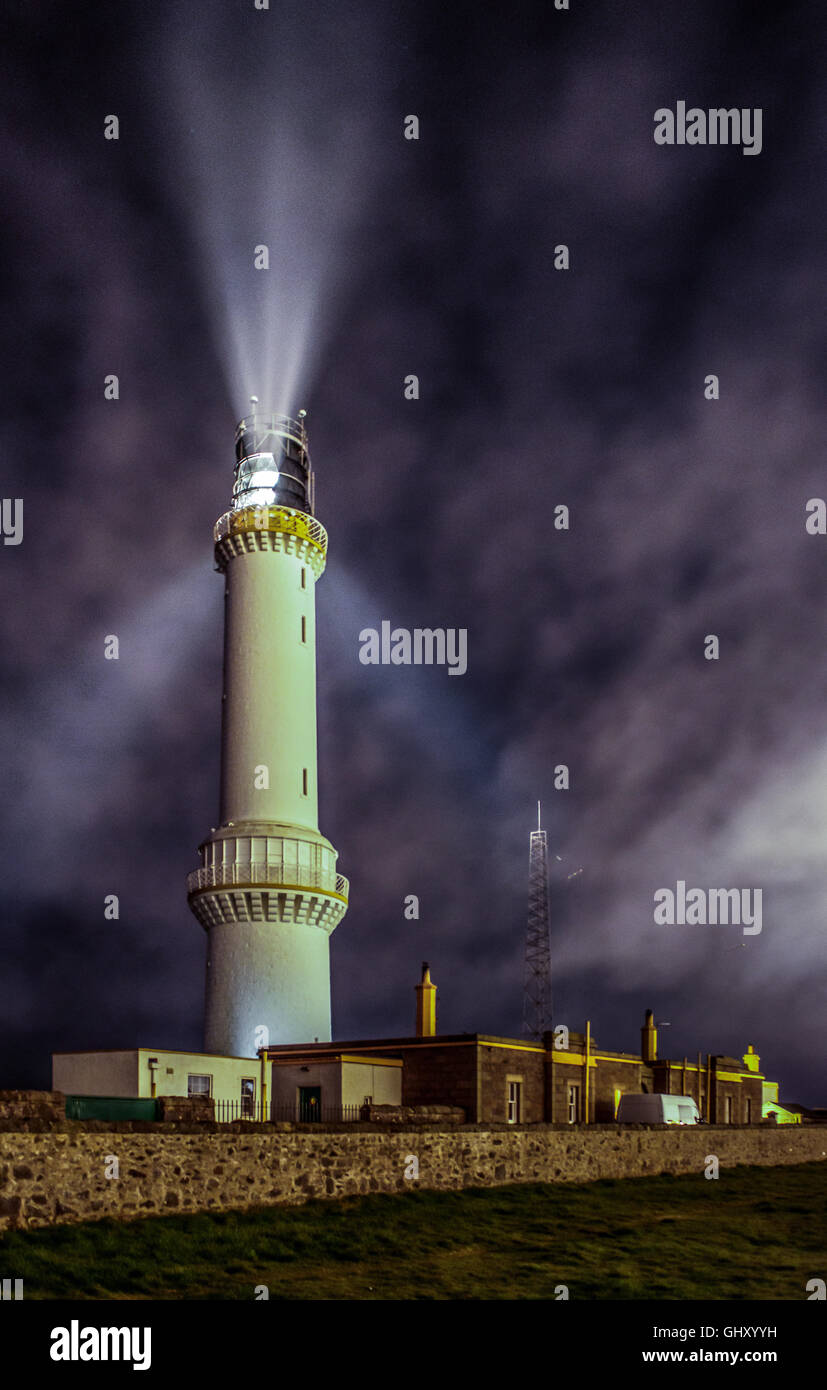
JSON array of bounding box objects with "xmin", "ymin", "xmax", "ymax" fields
[{"xmin": 1, "ymin": 0, "xmax": 824, "ymax": 1102}]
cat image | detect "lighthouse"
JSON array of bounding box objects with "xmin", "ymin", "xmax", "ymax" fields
[{"xmin": 186, "ymin": 405, "xmax": 348, "ymax": 1057}]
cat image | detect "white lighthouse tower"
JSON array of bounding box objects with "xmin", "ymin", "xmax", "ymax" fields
[{"xmin": 186, "ymin": 405, "xmax": 348, "ymax": 1057}]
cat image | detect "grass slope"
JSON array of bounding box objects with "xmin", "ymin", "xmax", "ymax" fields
[{"xmin": 1, "ymin": 1161, "xmax": 824, "ymax": 1300}]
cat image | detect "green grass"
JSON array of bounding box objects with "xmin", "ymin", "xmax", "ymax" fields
[{"xmin": 2, "ymin": 1162, "xmax": 824, "ymax": 1300}]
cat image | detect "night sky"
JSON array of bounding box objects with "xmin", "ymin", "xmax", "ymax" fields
[{"xmin": 2, "ymin": 0, "xmax": 825, "ymax": 1105}]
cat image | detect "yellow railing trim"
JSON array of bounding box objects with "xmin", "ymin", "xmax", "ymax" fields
[{"xmin": 215, "ymin": 506, "xmax": 328, "ymax": 555}]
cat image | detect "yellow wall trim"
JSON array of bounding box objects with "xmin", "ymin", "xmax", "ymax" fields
[
  {"xmin": 340, "ymin": 1055, "xmax": 403, "ymax": 1068},
  {"xmin": 658, "ymin": 1062, "xmax": 764, "ymax": 1081},
  {"xmin": 591, "ymin": 1054, "xmax": 645, "ymax": 1065}
]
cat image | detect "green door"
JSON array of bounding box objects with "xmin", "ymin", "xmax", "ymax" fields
[{"xmin": 298, "ymin": 1086, "xmax": 321, "ymax": 1122}]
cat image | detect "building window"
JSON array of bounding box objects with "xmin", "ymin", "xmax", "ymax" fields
[
  {"xmin": 188, "ymin": 1074, "xmax": 211, "ymax": 1098},
  {"xmin": 725, "ymin": 1095, "xmax": 734, "ymax": 1123},
  {"xmin": 302, "ymin": 768, "xmax": 308, "ymax": 796},
  {"xmin": 746, "ymin": 1098, "xmax": 752, "ymax": 1124},
  {"xmin": 507, "ymin": 1080, "xmax": 522, "ymax": 1124},
  {"xmin": 241, "ymin": 1078, "xmax": 256, "ymax": 1119},
  {"xmin": 567, "ymin": 1083, "xmax": 581, "ymax": 1124},
  {"xmin": 301, "ymin": 615, "xmax": 307, "ymax": 642},
  {"xmin": 301, "ymin": 567, "xmax": 307, "ymax": 589}
]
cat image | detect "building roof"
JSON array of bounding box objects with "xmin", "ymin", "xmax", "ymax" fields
[
  {"xmin": 263, "ymin": 1032, "xmax": 634, "ymax": 1063},
  {"xmin": 262, "ymin": 1033, "xmax": 530, "ymax": 1056}
]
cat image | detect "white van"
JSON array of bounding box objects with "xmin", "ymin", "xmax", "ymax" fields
[{"xmin": 616, "ymin": 1093, "xmax": 700, "ymax": 1125}]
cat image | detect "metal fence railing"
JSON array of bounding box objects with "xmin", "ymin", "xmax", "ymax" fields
[{"xmin": 213, "ymin": 1101, "xmax": 365, "ymax": 1124}]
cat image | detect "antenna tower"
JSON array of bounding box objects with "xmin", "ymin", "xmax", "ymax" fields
[{"xmin": 522, "ymin": 801, "xmax": 552, "ymax": 1040}]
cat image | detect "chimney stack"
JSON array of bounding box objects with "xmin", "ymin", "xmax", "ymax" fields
[
  {"xmin": 641, "ymin": 1008, "xmax": 657, "ymax": 1064},
  {"xmin": 415, "ymin": 962, "xmax": 437, "ymax": 1037}
]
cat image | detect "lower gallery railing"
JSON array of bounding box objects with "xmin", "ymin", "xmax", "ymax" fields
[{"xmin": 186, "ymin": 863, "xmax": 349, "ymax": 899}]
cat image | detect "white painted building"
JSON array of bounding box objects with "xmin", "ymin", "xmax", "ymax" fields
[
  {"xmin": 52, "ymin": 1049, "xmax": 264, "ymax": 1111},
  {"xmin": 51, "ymin": 1049, "xmax": 403, "ymax": 1121},
  {"xmin": 269, "ymin": 1054, "xmax": 402, "ymax": 1118}
]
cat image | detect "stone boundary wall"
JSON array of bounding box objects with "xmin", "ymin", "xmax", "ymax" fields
[
  {"xmin": 0, "ymin": 1122, "xmax": 824, "ymax": 1232},
  {"xmin": 156, "ymin": 1096, "xmax": 215, "ymax": 1123},
  {"xmin": 0, "ymin": 1091, "xmax": 65, "ymax": 1127},
  {"xmin": 363, "ymin": 1104, "xmax": 465, "ymax": 1124}
]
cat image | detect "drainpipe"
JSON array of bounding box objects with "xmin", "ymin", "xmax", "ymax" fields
[
  {"xmin": 543, "ymin": 1029, "xmax": 554, "ymax": 1124},
  {"xmin": 260, "ymin": 1049, "xmax": 268, "ymax": 1123}
]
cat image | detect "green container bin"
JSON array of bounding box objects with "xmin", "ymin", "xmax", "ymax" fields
[{"xmin": 65, "ymin": 1095, "xmax": 160, "ymax": 1121}]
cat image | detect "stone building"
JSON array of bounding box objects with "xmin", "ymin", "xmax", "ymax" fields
[{"xmin": 261, "ymin": 972, "xmax": 777, "ymax": 1125}]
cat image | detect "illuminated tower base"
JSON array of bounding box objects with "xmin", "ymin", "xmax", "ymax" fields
[{"xmin": 187, "ymin": 408, "xmax": 348, "ymax": 1057}]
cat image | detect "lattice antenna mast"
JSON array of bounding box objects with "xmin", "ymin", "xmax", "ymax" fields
[{"xmin": 522, "ymin": 800, "xmax": 552, "ymax": 1040}]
